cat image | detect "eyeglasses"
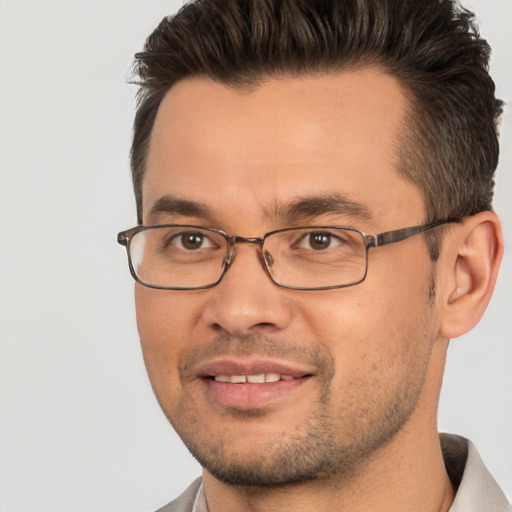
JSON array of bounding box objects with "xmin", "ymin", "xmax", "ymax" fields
[{"xmin": 117, "ymin": 219, "xmax": 460, "ymax": 291}]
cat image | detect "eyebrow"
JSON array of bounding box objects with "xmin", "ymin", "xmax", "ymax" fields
[
  {"xmin": 147, "ymin": 192, "xmax": 373, "ymax": 225},
  {"xmin": 268, "ymin": 193, "xmax": 373, "ymax": 224},
  {"xmin": 148, "ymin": 196, "xmax": 213, "ymax": 222}
]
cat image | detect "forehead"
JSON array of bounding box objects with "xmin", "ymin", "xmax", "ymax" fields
[{"xmin": 143, "ymin": 70, "xmax": 424, "ymax": 229}]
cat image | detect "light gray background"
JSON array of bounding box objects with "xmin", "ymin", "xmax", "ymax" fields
[{"xmin": 0, "ymin": 1, "xmax": 510, "ymax": 511}]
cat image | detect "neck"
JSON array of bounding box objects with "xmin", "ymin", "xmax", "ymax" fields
[{"xmin": 203, "ymin": 339, "xmax": 455, "ymax": 512}]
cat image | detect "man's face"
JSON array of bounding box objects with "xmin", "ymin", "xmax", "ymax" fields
[{"xmin": 136, "ymin": 70, "xmax": 441, "ymax": 486}]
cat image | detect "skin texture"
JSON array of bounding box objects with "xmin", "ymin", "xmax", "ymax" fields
[{"xmin": 135, "ymin": 70, "xmax": 503, "ymax": 511}]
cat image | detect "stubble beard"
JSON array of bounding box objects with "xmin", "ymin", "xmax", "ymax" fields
[{"xmin": 161, "ymin": 322, "xmax": 435, "ymax": 489}]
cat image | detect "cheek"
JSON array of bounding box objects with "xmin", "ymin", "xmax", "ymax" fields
[
  {"xmin": 135, "ymin": 285, "xmax": 203, "ymax": 343},
  {"xmin": 295, "ymin": 261, "xmax": 435, "ymax": 376},
  {"xmin": 135, "ymin": 286, "xmax": 199, "ymax": 391},
  {"xmin": 296, "ymin": 285, "xmax": 394, "ymax": 348}
]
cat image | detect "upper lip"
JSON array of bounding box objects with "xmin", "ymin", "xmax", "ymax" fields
[{"xmin": 196, "ymin": 358, "xmax": 315, "ymax": 378}]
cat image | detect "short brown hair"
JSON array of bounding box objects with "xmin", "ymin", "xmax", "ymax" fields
[{"xmin": 130, "ymin": 0, "xmax": 502, "ymax": 258}]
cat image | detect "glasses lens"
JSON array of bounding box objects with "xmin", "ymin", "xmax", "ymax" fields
[
  {"xmin": 129, "ymin": 226, "xmax": 228, "ymax": 289},
  {"xmin": 264, "ymin": 227, "xmax": 367, "ymax": 289}
]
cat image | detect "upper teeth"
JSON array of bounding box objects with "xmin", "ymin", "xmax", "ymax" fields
[{"xmin": 214, "ymin": 373, "xmax": 295, "ymax": 383}]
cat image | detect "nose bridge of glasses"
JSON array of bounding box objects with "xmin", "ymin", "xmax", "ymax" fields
[
  {"xmin": 223, "ymin": 236, "xmax": 266, "ymax": 269},
  {"xmin": 230, "ymin": 235, "xmax": 264, "ymax": 245}
]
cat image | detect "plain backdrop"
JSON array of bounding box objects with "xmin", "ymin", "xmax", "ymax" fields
[{"xmin": 0, "ymin": 1, "xmax": 510, "ymax": 511}]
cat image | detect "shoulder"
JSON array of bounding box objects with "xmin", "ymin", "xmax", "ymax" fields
[{"xmin": 155, "ymin": 478, "xmax": 203, "ymax": 512}]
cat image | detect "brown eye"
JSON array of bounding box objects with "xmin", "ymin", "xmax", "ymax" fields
[
  {"xmin": 307, "ymin": 232, "xmax": 333, "ymax": 250},
  {"xmin": 175, "ymin": 232, "xmax": 207, "ymax": 250}
]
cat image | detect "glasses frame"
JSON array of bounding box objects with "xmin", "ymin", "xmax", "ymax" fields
[{"xmin": 117, "ymin": 218, "xmax": 461, "ymax": 291}]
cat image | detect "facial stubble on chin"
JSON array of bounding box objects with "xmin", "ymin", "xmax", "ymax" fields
[{"xmin": 159, "ymin": 323, "xmax": 435, "ymax": 489}]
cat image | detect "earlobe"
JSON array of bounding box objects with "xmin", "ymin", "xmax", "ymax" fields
[{"xmin": 439, "ymin": 211, "xmax": 503, "ymax": 339}]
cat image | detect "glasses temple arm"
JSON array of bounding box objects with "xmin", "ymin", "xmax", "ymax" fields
[{"xmin": 368, "ymin": 218, "xmax": 462, "ymax": 248}]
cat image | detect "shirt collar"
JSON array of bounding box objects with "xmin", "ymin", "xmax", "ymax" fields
[
  {"xmin": 442, "ymin": 434, "xmax": 511, "ymax": 511},
  {"xmin": 191, "ymin": 482, "xmax": 208, "ymax": 512}
]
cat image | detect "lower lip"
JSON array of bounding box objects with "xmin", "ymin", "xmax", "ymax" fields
[{"xmin": 202, "ymin": 377, "xmax": 309, "ymax": 410}]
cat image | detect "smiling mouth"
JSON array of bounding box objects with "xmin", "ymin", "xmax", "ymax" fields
[
  {"xmin": 199, "ymin": 363, "xmax": 314, "ymax": 409},
  {"xmin": 211, "ymin": 373, "xmax": 301, "ymax": 383}
]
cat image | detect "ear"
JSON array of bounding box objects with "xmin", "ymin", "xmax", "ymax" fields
[{"xmin": 438, "ymin": 211, "xmax": 503, "ymax": 339}]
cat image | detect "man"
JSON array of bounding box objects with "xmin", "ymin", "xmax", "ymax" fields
[{"xmin": 118, "ymin": 0, "xmax": 510, "ymax": 510}]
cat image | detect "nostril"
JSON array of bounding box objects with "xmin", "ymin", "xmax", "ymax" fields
[{"xmin": 253, "ymin": 322, "xmax": 274, "ymax": 329}]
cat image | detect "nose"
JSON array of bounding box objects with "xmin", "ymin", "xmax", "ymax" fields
[{"xmin": 200, "ymin": 244, "xmax": 294, "ymax": 336}]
